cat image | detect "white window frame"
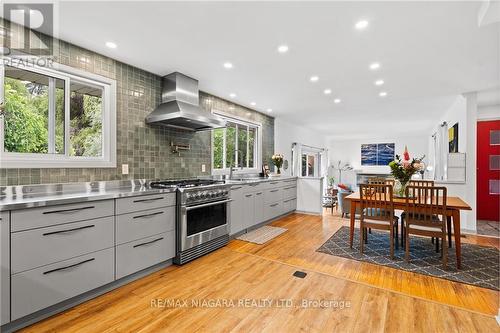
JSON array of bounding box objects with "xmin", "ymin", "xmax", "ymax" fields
[
  {"xmin": 211, "ymin": 110, "xmax": 262, "ymax": 175},
  {"xmin": 0, "ymin": 59, "xmax": 116, "ymax": 168},
  {"xmin": 301, "ymin": 150, "xmax": 320, "ymax": 178}
]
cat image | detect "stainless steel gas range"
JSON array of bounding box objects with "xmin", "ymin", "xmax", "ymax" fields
[{"xmin": 150, "ymin": 179, "xmax": 232, "ymax": 264}]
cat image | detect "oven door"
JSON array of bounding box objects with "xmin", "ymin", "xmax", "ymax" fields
[{"xmin": 179, "ymin": 198, "xmax": 231, "ymax": 251}]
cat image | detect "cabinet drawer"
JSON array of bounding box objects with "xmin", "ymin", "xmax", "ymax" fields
[
  {"xmin": 11, "ymin": 217, "xmax": 114, "ymax": 274},
  {"xmin": 264, "ymin": 187, "xmax": 283, "ymax": 203},
  {"xmin": 116, "ymin": 193, "xmax": 176, "ymax": 215},
  {"xmin": 11, "ymin": 200, "xmax": 114, "ymax": 232},
  {"xmin": 282, "ymin": 185, "xmax": 297, "ymax": 200},
  {"xmin": 265, "ymin": 201, "xmax": 283, "ymax": 221},
  {"xmin": 116, "ymin": 207, "xmax": 175, "ymax": 245},
  {"xmin": 281, "ymin": 179, "xmax": 297, "ymax": 188},
  {"xmin": 283, "ymin": 198, "xmax": 297, "ymax": 213},
  {"xmin": 11, "ymin": 248, "xmax": 114, "ymax": 320},
  {"xmin": 116, "ymin": 231, "xmax": 175, "ymax": 279}
]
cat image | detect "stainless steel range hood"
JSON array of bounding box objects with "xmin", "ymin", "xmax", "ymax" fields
[{"xmin": 145, "ymin": 72, "xmax": 226, "ymax": 131}]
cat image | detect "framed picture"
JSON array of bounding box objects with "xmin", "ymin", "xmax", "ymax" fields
[
  {"xmin": 449, "ymin": 122, "xmax": 458, "ymax": 153},
  {"xmin": 361, "ymin": 143, "xmax": 395, "ymax": 166}
]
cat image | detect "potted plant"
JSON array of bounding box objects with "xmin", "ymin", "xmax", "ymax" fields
[
  {"xmin": 388, "ymin": 146, "xmax": 425, "ymax": 197},
  {"xmin": 271, "ymin": 154, "xmax": 284, "ymax": 175}
]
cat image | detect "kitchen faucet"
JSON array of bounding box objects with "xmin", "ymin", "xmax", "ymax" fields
[{"xmin": 229, "ymin": 149, "xmax": 244, "ymax": 180}]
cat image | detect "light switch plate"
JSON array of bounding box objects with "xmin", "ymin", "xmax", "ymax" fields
[
  {"xmin": 122, "ymin": 164, "xmax": 129, "ymax": 175},
  {"xmin": 201, "ymin": 164, "xmax": 206, "ymax": 173}
]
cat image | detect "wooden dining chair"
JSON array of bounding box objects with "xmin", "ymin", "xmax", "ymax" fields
[
  {"xmin": 404, "ymin": 185, "xmax": 448, "ymax": 269},
  {"xmin": 359, "ymin": 184, "xmax": 398, "ymax": 258},
  {"xmin": 406, "ymin": 180, "xmax": 451, "ymax": 249}
]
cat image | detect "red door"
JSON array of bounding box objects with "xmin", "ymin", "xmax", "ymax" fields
[{"xmin": 477, "ymin": 120, "xmax": 500, "ymax": 221}]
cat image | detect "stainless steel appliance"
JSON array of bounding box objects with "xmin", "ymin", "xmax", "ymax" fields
[
  {"xmin": 145, "ymin": 72, "xmax": 226, "ymax": 131},
  {"xmin": 150, "ymin": 179, "xmax": 231, "ymax": 264}
]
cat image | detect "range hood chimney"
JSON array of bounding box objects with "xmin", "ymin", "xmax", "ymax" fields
[{"xmin": 145, "ymin": 72, "xmax": 226, "ymax": 131}]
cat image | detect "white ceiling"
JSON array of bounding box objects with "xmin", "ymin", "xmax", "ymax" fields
[{"xmin": 55, "ymin": 1, "xmax": 499, "ymax": 139}]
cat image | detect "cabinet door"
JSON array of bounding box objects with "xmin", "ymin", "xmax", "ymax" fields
[
  {"xmin": 254, "ymin": 191, "xmax": 265, "ymax": 224},
  {"xmin": 229, "ymin": 186, "xmax": 245, "ymax": 235},
  {"xmin": 242, "ymin": 192, "xmax": 255, "ymax": 229},
  {"xmin": 1, "ymin": 211, "xmax": 10, "ymax": 325}
]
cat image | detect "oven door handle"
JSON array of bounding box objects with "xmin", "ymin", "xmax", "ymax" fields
[{"xmin": 185, "ymin": 199, "xmax": 233, "ymax": 211}]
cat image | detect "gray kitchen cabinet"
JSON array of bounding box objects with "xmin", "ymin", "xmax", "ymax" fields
[
  {"xmin": 11, "ymin": 217, "xmax": 114, "ymax": 274},
  {"xmin": 116, "ymin": 206, "xmax": 175, "ymax": 245},
  {"xmin": 242, "ymin": 192, "xmax": 255, "ymax": 229},
  {"xmin": 229, "ymin": 185, "xmax": 245, "ymax": 235},
  {"xmin": 11, "ymin": 248, "xmax": 114, "ymax": 320},
  {"xmin": 264, "ymin": 187, "xmax": 282, "ymax": 204},
  {"xmin": 11, "ymin": 200, "xmax": 114, "ymax": 232},
  {"xmin": 254, "ymin": 190, "xmax": 265, "ymax": 224},
  {"xmin": 265, "ymin": 201, "xmax": 283, "ymax": 221},
  {"xmin": 115, "ymin": 231, "xmax": 175, "ymax": 279},
  {"xmin": 1, "ymin": 211, "xmax": 10, "ymax": 325},
  {"xmin": 115, "ymin": 193, "xmax": 176, "ymax": 215}
]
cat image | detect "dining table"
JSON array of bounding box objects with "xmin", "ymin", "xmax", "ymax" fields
[{"xmin": 345, "ymin": 192, "xmax": 472, "ymax": 269}]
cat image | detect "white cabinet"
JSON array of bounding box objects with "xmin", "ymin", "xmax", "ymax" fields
[
  {"xmin": 229, "ymin": 178, "xmax": 298, "ymax": 236},
  {"xmin": 229, "ymin": 185, "xmax": 245, "ymax": 235},
  {"xmin": 1, "ymin": 211, "xmax": 10, "ymax": 325}
]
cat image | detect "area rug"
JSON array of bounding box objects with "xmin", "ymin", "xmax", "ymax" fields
[
  {"xmin": 317, "ymin": 226, "xmax": 499, "ymax": 291},
  {"xmin": 237, "ymin": 226, "xmax": 287, "ymax": 244}
]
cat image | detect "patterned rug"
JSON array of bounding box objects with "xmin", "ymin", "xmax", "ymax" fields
[
  {"xmin": 237, "ymin": 226, "xmax": 287, "ymax": 244},
  {"xmin": 317, "ymin": 226, "xmax": 499, "ymax": 291}
]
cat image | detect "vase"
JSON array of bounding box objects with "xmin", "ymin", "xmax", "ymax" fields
[
  {"xmin": 394, "ymin": 179, "xmax": 409, "ymax": 198},
  {"xmin": 276, "ymin": 167, "xmax": 281, "ymax": 175}
]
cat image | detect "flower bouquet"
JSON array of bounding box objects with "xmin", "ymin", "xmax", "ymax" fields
[
  {"xmin": 388, "ymin": 146, "xmax": 425, "ymax": 197},
  {"xmin": 271, "ymin": 154, "xmax": 284, "ymax": 175}
]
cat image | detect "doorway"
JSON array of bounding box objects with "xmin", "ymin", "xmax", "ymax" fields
[{"xmin": 476, "ymin": 120, "xmax": 500, "ymax": 236}]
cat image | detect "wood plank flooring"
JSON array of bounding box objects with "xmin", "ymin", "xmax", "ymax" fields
[{"xmin": 22, "ymin": 212, "xmax": 500, "ymax": 332}]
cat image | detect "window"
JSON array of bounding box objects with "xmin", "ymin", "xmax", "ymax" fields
[
  {"xmin": 301, "ymin": 152, "xmax": 318, "ymax": 177},
  {"xmin": 0, "ymin": 62, "xmax": 116, "ymax": 168},
  {"xmin": 212, "ymin": 112, "xmax": 261, "ymax": 173}
]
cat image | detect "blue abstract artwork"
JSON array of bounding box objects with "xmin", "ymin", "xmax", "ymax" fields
[
  {"xmin": 361, "ymin": 143, "xmax": 395, "ymax": 166},
  {"xmin": 377, "ymin": 143, "xmax": 395, "ymax": 166},
  {"xmin": 361, "ymin": 144, "xmax": 377, "ymax": 165}
]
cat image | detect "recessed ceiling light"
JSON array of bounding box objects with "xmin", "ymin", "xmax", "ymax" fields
[
  {"xmin": 310, "ymin": 76, "xmax": 319, "ymax": 82},
  {"xmin": 229, "ymin": 93, "xmax": 236, "ymax": 98},
  {"xmin": 250, "ymin": 102, "xmax": 256, "ymax": 106},
  {"xmin": 267, "ymin": 108, "xmax": 273, "ymax": 112},
  {"xmin": 223, "ymin": 62, "xmax": 233, "ymax": 69},
  {"xmin": 277, "ymin": 45, "xmax": 289, "ymax": 53},
  {"xmin": 369, "ymin": 62, "xmax": 380, "ymax": 70},
  {"xmin": 324, "ymin": 89, "xmax": 332, "ymax": 95},
  {"xmin": 375, "ymin": 80, "xmax": 384, "ymax": 86},
  {"xmin": 334, "ymin": 98, "xmax": 341, "ymax": 104},
  {"xmin": 379, "ymin": 92, "xmax": 387, "ymax": 97},
  {"xmin": 355, "ymin": 20, "xmax": 369, "ymax": 30},
  {"xmin": 105, "ymin": 41, "xmax": 117, "ymax": 49}
]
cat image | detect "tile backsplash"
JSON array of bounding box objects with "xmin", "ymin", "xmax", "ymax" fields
[{"xmin": 0, "ymin": 27, "xmax": 274, "ymax": 186}]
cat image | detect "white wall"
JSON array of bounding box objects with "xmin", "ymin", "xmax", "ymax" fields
[
  {"xmin": 478, "ymin": 104, "xmax": 500, "ymax": 120},
  {"xmin": 274, "ymin": 117, "xmax": 328, "ymax": 176},
  {"xmin": 328, "ymin": 135, "xmax": 428, "ymax": 187},
  {"xmin": 427, "ymin": 94, "xmax": 477, "ymax": 231}
]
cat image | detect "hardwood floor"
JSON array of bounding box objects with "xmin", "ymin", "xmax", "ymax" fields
[{"xmin": 22, "ymin": 212, "xmax": 499, "ymax": 332}]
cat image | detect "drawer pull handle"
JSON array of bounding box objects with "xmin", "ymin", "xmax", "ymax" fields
[
  {"xmin": 42, "ymin": 224, "xmax": 95, "ymax": 236},
  {"xmin": 43, "ymin": 206, "xmax": 95, "ymax": 215},
  {"xmin": 249, "ymin": 183, "xmax": 259, "ymax": 187},
  {"xmin": 270, "ymin": 182, "xmax": 279, "ymax": 185},
  {"xmin": 133, "ymin": 197, "xmax": 164, "ymax": 203},
  {"xmin": 256, "ymin": 192, "xmax": 263, "ymax": 195},
  {"xmin": 133, "ymin": 237, "xmax": 164, "ymax": 248},
  {"xmin": 231, "ymin": 186, "xmax": 242, "ymax": 190},
  {"xmin": 245, "ymin": 194, "xmax": 253, "ymax": 197},
  {"xmin": 270, "ymin": 189, "xmax": 279, "ymax": 193},
  {"xmin": 270, "ymin": 203, "xmax": 279, "ymax": 207},
  {"xmin": 43, "ymin": 258, "xmax": 95, "ymax": 275},
  {"xmin": 133, "ymin": 211, "xmax": 164, "ymax": 219},
  {"xmin": 284, "ymin": 186, "xmax": 295, "ymax": 190}
]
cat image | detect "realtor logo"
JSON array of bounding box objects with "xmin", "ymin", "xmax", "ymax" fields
[{"xmin": 2, "ymin": 3, "xmax": 54, "ymax": 56}]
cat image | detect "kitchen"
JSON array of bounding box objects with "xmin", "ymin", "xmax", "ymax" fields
[{"xmin": 1, "ymin": 1, "xmax": 499, "ymax": 332}]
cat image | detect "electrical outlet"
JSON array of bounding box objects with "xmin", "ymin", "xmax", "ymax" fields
[
  {"xmin": 122, "ymin": 164, "xmax": 129, "ymax": 175},
  {"xmin": 201, "ymin": 164, "xmax": 206, "ymax": 173}
]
